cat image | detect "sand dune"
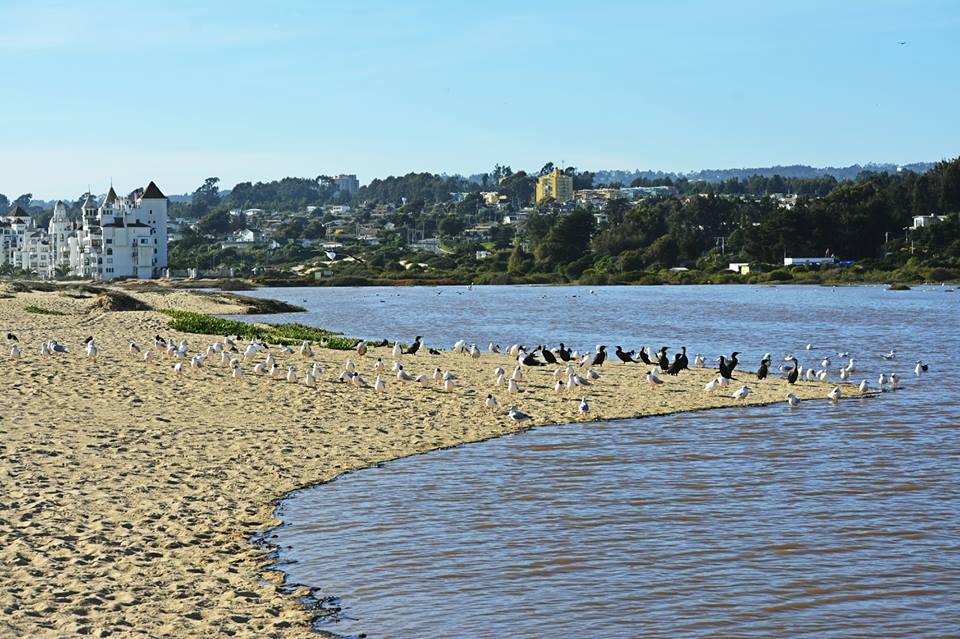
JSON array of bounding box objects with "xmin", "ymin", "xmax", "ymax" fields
[{"xmin": 0, "ymin": 286, "xmax": 865, "ymax": 637}]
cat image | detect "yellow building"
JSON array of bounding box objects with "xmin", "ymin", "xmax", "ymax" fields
[{"xmin": 535, "ymin": 169, "xmax": 574, "ymax": 203}]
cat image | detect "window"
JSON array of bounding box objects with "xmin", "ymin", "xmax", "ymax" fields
[
  {"xmin": 105, "ymin": 239, "xmax": 112, "ymax": 244},
  {"xmin": 106, "ymin": 248, "xmax": 112, "ymax": 255}
]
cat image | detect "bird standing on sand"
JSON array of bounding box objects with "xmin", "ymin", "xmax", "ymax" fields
[
  {"xmin": 443, "ymin": 377, "xmax": 455, "ymax": 392},
  {"xmin": 356, "ymin": 340, "xmax": 367, "ymax": 356},
  {"xmin": 374, "ymin": 357, "xmax": 384, "ymax": 371},
  {"xmin": 694, "ymin": 354, "xmax": 705, "ymax": 368},
  {"xmin": 392, "ymin": 342, "xmax": 402, "ymax": 358},
  {"xmin": 757, "ymin": 357, "xmax": 770, "ymax": 380},
  {"xmin": 732, "ymin": 385, "xmax": 750, "ymax": 401},
  {"xmin": 828, "ymin": 386, "xmax": 842, "ymax": 402},
  {"xmin": 614, "ymin": 346, "xmax": 636, "ymax": 364},
  {"xmin": 374, "ymin": 376, "xmax": 385, "ymax": 393},
  {"xmin": 647, "ymin": 368, "xmax": 664, "ymax": 386},
  {"xmin": 578, "ymin": 397, "xmax": 589, "ymax": 415},
  {"xmin": 405, "ymin": 336, "xmax": 422, "ymax": 355},
  {"xmin": 705, "ymin": 377, "xmax": 721, "ymax": 392},
  {"xmin": 85, "ymin": 340, "xmax": 98, "ymax": 362},
  {"xmin": 10, "ymin": 344, "xmax": 21, "ymax": 358},
  {"xmin": 784, "ymin": 356, "xmax": 799, "ymax": 384},
  {"xmin": 173, "ymin": 362, "xmax": 184, "ymax": 376},
  {"xmin": 485, "ymin": 394, "xmax": 498, "ymax": 410},
  {"xmin": 304, "ymin": 372, "xmax": 316, "ymax": 387},
  {"xmin": 416, "ymin": 374, "xmax": 432, "ymax": 387},
  {"xmin": 232, "ymin": 367, "xmax": 244, "ymax": 382},
  {"xmin": 396, "ymin": 365, "xmax": 415, "ymax": 382},
  {"xmin": 509, "ymin": 406, "xmax": 531, "ymax": 422},
  {"xmin": 508, "ymin": 378, "xmax": 520, "ymax": 394}
]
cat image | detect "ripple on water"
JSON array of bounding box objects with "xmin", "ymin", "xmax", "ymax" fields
[{"xmin": 261, "ymin": 285, "xmax": 959, "ymax": 638}]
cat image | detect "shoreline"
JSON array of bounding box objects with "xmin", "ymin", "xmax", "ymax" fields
[
  {"xmin": 1, "ymin": 284, "xmax": 870, "ymax": 637},
  {"xmin": 258, "ymin": 390, "xmax": 882, "ymax": 635}
]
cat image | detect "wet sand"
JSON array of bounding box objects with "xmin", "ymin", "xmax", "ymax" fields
[{"xmin": 0, "ymin": 286, "xmax": 860, "ymax": 637}]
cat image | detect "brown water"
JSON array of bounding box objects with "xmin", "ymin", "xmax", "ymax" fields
[{"xmin": 261, "ymin": 284, "xmax": 960, "ymax": 638}]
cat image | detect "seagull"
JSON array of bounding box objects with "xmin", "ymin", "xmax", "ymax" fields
[
  {"xmin": 432, "ymin": 367, "xmax": 444, "ymax": 381},
  {"xmin": 694, "ymin": 354, "xmax": 705, "ymax": 368},
  {"xmin": 142, "ymin": 349, "xmax": 153, "ymax": 361},
  {"xmin": 40, "ymin": 341, "xmax": 51, "ymax": 356},
  {"xmin": 646, "ymin": 368, "xmax": 664, "ymax": 386},
  {"xmin": 173, "ymin": 362, "xmax": 184, "ymax": 376},
  {"xmin": 554, "ymin": 379, "xmax": 565, "ymax": 394},
  {"xmin": 889, "ymin": 373, "xmax": 899, "ymax": 389},
  {"xmin": 304, "ymin": 372, "xmax": 316, "ymax": 387},
  {"xmin": 512, "ymin": 366, "xmax": 523, "ymax": 381},
  {"xmin": 469, "ymin": 344, "xmax": 481, "ymax": 359},
  {"xmin": 805, "ymin": 344, "xmax": 813, "ymax": 351},
  {"xmin": 50, "ymin": 340, "xmax": 68, "ymax": 354},
  {"xmin": 344, "ymin": 358, "xmax": 356, "ymax": 372},
  {"xmin": 396, "ymin": 365, "xmax": 415, "ymax": 382},
  {"xmin": 10, "ymin": 344, "xmax": 21, "ymax": 358},
  {"xmin": 443, "ymin": 377, "xmax": 455, "ymax": 392},
  {"xmin": 374, "ymin": 357, "xmax": 385, "ymax": 371},
  {"xmin": 786, "ymin": 393, "xmax": 800, "ymax": 407},
  {"xmin": 352, "ymin": 373, "xmax": 367, "ymax": 388},
  {"xmin": 495, "ymin": 372, "xmax": 506, "ymax": 387},
  {"xmin": 356, "ymin": 340, "xmax": 367, "ymax": 356},
  {"xmin": 820, "ymin": 357, "xmax": 831, "ymax": 369},
  {"xmin": 374, "ymin": 375, "xmax": 385, "ymax": 393},
  {"xmin": 271, "ymin": 365, "xmax": 283, "ymax": 380},
  {"xmin": 732, "ymin": 385, "xmax": 750, "ymax": 400},
  {"xmin": 914, "ymin": 360, "xmax": 928, "ymax": 376},
  {"xmin": 586, "ymin": 369, "xmax": 601, "ymax": 381},
  {"xmin": 828, "ymin": 385, "xmax": 842, "ymax": 402},
  {"xmin": 878, "ymin": 373, "xmax": 888, "ymax": 390},
  {"xmin": 704, "ymin": 377, "xmax": 720, "ymax": 392},
  {"xmin": 488, "ymin": 343, "xmax": 500, "ymax": 353},
  {"xmin": 232, "ymin": 367, "xmax": 244, "ymax": 382},
  {"xmin": 485, "ymin": 394, "xmax": 497, "ymax": 410},
  {"xmin": 85, "ymin": 340, "xmax": 98, "ymax": 361},
  {"xmin": 839, "ymin": 367, "xmax": 850, "ymax": 381},
  {"xmin": 508, "ymin": 405, "xmax": 531, "ymax": 422},
  {"xmin": 416, "ymin": 374, "xmax": 432, "ymax": 387},
  {"xmin": 507, "ymin": 378, "xmax": 520, "ymax": 394},
  {"xmin": 338, "ymin": 369, "xmax": 354, "ymax": 383},
  {"xmin": 129, "ymin": 342, "xmax": 141, "ymax": 354},
  {"xmin": 858, "ymin": 379, "xmax": 869, "ymax": 394},
  {"xmin": 392, "ymin": 342, "xmax": 403, "ymax": 358},
  {"xmin": 578, "ymin": 397, "xmax": 589, "ymax": 415},
  {"xmin": 881, "ymin": 350, "xmax": 896, "ymax": 360}
]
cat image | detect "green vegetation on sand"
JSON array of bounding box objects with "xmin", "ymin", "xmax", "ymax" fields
[{"xmin": 159, "ymin": 309, "xmax": 358, "ymax": 350}]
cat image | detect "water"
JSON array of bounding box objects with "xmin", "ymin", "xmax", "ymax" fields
[{"xmin": 245, "ymin": 285, "xmax": 959, "ymax": 638}]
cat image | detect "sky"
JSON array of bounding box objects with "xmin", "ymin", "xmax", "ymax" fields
[{"xmin": 1, "ymin": 0, "xmax": 958, "ymax": 199}]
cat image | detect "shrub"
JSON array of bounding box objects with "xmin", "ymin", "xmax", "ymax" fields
[
  {"xmin": 24, "ymin": 305, "xmax": 66, "ymax": 316},
  {"xmin": 887, "ymin": 283, "xmax": 911, "ymax": 291},
  {"xmin": 767, "ymin": 270, "xmax": 794, "ymax": 282}
]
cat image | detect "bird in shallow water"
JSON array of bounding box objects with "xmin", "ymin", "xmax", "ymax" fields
[
  {"xmin": 914, "ymin": 360, "xmax": 928, "ymax": 376},
  {"xmin": 881, "ymin": 350, "xmax": 896, "ymax": 360},
  {"xmin": 786, "ymin": 393, "xmax": 800, "ymax": 407},
  {"xmin": 828, "ymin": 386, "xmax": 842, "ymax": 402}
]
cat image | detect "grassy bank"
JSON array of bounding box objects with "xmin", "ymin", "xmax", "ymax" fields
[{"xmin": 159, "ymin": 309, "xmax": 359, "ymax": 349}]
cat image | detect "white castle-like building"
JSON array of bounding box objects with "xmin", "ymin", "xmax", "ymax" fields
[{"xmin": 0, "ymin": 181, "xmax": 168, "ymax": 279}]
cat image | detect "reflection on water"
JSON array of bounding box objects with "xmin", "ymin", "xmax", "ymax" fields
[{"xmin": 260, "ymin": 285, "xmax": 959, "ymax": 638}]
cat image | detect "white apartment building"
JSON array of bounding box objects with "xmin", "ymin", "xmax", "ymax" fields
[{"xmin": 0, "ymin": 181, "xmax": 168, "ymax": 279}]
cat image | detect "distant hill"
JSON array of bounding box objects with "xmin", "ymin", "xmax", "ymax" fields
[{"xmin": 593, "ymin": 162, "xmax": 936, "ymax": 185}]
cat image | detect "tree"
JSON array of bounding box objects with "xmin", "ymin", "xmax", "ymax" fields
[
  {"xmin": 645, "ymin": 234, "xmax": 679, "ymax": 267},
  {"xmin": 14, "ymin": 193, "xmax": 32, "ymax": 209},
  {"xmin": 0, "ymin": 193, "xmax": 8, "ymax": 211},
  {"xmin": 535, "ymin": 209, "xmax": 595, "ymax": 267},
  {"xmin": 539, "ymin": 162, "xmax": 555, "ymax": 176},
  {"xmin": 438, "ymin": 215, "xmax": 467, "ymax": 238},
  {"xmin": 191, "ymin": 177, "xmax": 221, "ymax": 216},
  {"xmin": 195, "ymin": 209, "xmax": 233, "ymax": 236}
]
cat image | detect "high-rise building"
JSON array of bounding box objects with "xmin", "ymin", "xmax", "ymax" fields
[
  {"xmin": 334, "ymin": 174, "xmax": 360, "ymax": 195},
  {"xmin": 0, "ymin": 181, "xmax": 168, "ymax": 279},
  {"xmin": 535, "ymin": 169, "xmax": 574, "ymax": 203}
]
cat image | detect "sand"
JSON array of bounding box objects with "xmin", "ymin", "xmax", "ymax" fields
[{"xmin": 0, "ymin": 286, "xmax": 866, "ymax": 637}]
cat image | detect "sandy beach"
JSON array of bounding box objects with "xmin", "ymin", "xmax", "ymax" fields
[{"xmin": 0, "ymin": 285, "xmax": 861, "ymax": 637}]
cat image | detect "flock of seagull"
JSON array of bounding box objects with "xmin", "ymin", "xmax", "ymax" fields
[{"xmin": 5, "ymin": 328, "xmax": 929, "ymax": 423}]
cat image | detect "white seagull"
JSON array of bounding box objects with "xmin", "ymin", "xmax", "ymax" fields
[
  {"xmin": 828, "ymin": 385, "xmax": 842, "ymax": 402},
  {"xmin": 508, "ymin": 405, "xmax": 531, "ymax": 422},
  {"xmin": 485, "ymin": 394, "xmax": 497, "ymax": 410},
  {"xmin": 786, "ymin": 393, "xmax": 800, "ymax": 407},
  {"xmin": 578, "ymin": 397, "xmax": 589, "ymax": 415},
  {"xmin": 374, "ymin": 376, "xmax": 385, "ymax": 393}
]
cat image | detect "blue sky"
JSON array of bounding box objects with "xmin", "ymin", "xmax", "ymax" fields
[{"xmin": 1, "ymin": 0, "xmax": 957, "ymax": 199}]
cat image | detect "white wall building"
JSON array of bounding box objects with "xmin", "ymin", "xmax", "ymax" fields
[{"xmin": 1, "ymin": 181, "xmax": 168, "ymax": 279}]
